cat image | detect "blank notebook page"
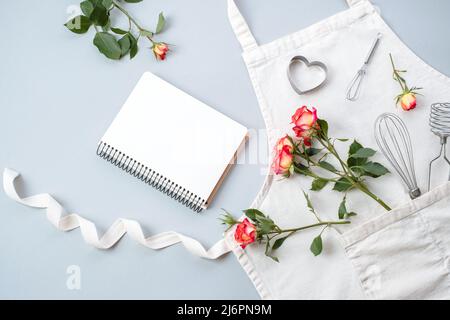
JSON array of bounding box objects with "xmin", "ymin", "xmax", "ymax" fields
[{"xmin": 100, "ymin": 72, "xmax": 247, "ymax": 208}]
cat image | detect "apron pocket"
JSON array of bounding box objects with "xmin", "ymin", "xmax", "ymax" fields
[{"xmin": 341, "ymin": 182, "xmax": 450, "ymax": 299}]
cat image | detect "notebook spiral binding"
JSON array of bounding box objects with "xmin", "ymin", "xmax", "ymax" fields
[{"xmin": 96, "ymin": 142, "xmax": 206, "ymax": 213}]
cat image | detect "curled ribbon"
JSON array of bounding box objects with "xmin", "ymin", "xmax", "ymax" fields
[{"xmin": 3, "ymin": 168, "xmax": 232, "ymax": 259}]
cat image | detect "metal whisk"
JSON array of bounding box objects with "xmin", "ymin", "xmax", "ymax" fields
[
  {"xmin": 428, "ymin": 102, "xmax": 450, "ymax": 190},
  {"xmin": 346, "ymin": 33, "xmax": 382, "ymax": 101},
  {"xmin": 374, "ymin": 113, "xmax": 421, "ymax": 199}
]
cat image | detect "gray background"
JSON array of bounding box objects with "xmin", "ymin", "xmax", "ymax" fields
[{"xmin": 1, "ymin": 0, "xmax": 449, "ymax": 299}]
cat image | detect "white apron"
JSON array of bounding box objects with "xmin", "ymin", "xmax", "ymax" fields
[
  {"xmin": 225, "ymin": 0, "xmax": 450, "ymax": 299},
  {"xmin": 4, "ymin": 0, "xmax": 450, "ymax": 300}
]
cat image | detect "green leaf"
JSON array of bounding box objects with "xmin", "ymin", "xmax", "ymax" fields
[
  {"xmin": 93, "ymin": 32, "xmax": 122, "ymax": 60},
  {"xmin": 243, "ymin": 208, "xmax": 265, "ymax": 222},
  {"xmin": 88, "ymin": 0, "xmax": 109, "ymax": 27},
  {"xmin": 65, "ymin": 15, "xmax": 92, "ymax": 34},
  {"xmin": 272, "ymin": 236, "xmax": 289, "ymax": 250},
  {"xmin": 310, "ymin": 235, "xmax": 323, "ymax": 256},
  {"xmin": 130, "ymin": 45, "xmax": 138, "ymax": 59},
  {"xmin": 257, "ymin": 217, "xmax": 276, "ymax": 234},
  {"xmin": 337, "ymin": 138, "xmax": 349, "ymax": 142},
  {"xmin": 302, "ymin": 191, "xmax": 315, "ymax": 213},
  {"xmin": 140, "ymin": 29, "xmax": 153, "ymax": 37},
  {"xmin": 362, "ymin": 162, "xmax": 390, "ymax": 178},
  {"xmin": 349, "ymin": 140, "xmax": 363, "ymax": 156},
  {"xmin": 305, "ymin": 148, "xmax": 321, "ymax": 157},
  {"xmin": 338, "ymin": 197, "xmax": 347, "ymax": 219},
  {"xmin": 347, "ymin": 141, "xmax": 371, "ymax": 169},
  {"xmin": 317, "ymin": 119, "xmax": 328, "ymax": 137},
  {"xmin": 111, "ymin": 27, "xmax": 128, "ymax": 35},
  {"xmin": 347, "ymin": 212, "xmax": 357, "ymax": 217},
  {"xmin": 266, "ymin": 254, "xmax": 279, "ymax": 263},
  {"xmin": 80, "ymin": 0, "xmax": 94, "ymax": 17},
  {"xmin": 102, "ymin": 0, "xmax": 113, "ymax": 9},
  {"xmin": 102, "ymin": 18, "xmax": 111, "ymax": 31},
  {"xmin": 124, "ymin": 0, "xmax": 143, "ymax": 3},
  {"xmin": 318, "ymin": 161, "xmax": 337, "ymax": 172},
  {"xmin": 311, "ymin": 178, "xmax": 328, "ymax": 191},
  {"xmin": 118, "ymin": 34, "xmax": 131, "ymax": 56},
  {"xmin": 128, "ymin": 33, "xmax": 138, "ymax": 59},
  {"xmin": 333, "ymin": 177, "xmax": 353, "ymax": 192},
  {"xmin": 293, "ymin": 163, "xmax": 312, "ymax": 176},
  {"xmin": 155, "ymin": 12, "xmax": 166, "ymax": 34},
  {"xmin": 350, "ymin": 148, "xmax": 376, "ymax": 159},
  {"xmin": 219, "ymin": 210, "xmax": 240, "ymax": 232}
]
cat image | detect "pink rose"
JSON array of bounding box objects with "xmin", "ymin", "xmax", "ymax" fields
[
  {"xmin": 291, "ymin": 106, "xmax": 318, "ymax": 146},
  {"xmin": 234, "ymin": 218, "xmax": 257, "ymax": 249},
  {"xmin": 152, "ymin": 42, "xmax": 169, "ymax": 60},
  {"xmin": 400, "ymin": 92, "xmax": 417, "ymax": 111},
  {"xmin": 272, "ymin": 135, "xmax": 294, "ymax": 176}
]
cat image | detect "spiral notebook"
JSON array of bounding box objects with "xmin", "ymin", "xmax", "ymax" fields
[{"xmin": 97, "ymin": 72, "xmax": 247, "ymax": 212}]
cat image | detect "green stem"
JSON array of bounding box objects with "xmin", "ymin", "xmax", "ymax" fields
[
  {"xmin": 317, "ymin": 136, "xmax": 392, "ymax": 211},
  {"xmin": 317, "ymin": 138, "xmax": 352, "ymax": 177},
  {"xmin": 112, "ymin": 1, "xmax": 145, "ymax": 32},
  {"xmin": 355, "ymin": 181, "xmax": 392, "ymax": 211},
  {"xmin": 267, "ymin": 220, "xmax": 350, "ymax": 235},
  {"xmin": 389, "ymin": 53, "xmax": 407, "ymax": 92},
  {"xmin": 293, "ymin": 163, "xmax": 338, "ymax": 183}
]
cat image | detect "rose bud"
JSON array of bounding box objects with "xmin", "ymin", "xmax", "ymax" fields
[
  {"xmin": 291, "ymin": 106, "xmax": 318, "ymax": 146},
  {"xmin": 272, "ymin": 135, "xmax": 294, "ymax": 176},
  {"xmin": 400, "ymin": 92, "xmax": 417, "ymax": 111},
  {"xmin": 234, "ymin": 218, "xmax": 257, "ymax": 249},
  {"xmin": 152, "ymin": 42, "xmax": 169, "ymax": 60}
]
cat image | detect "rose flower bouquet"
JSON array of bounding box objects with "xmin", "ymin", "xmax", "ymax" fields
[{"xmin": 222, "ymin": 106, "xmax": 391, "ymax": 261}]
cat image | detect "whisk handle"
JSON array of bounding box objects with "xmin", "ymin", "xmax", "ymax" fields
[{"xmin": 364, "ymin": 33, "xmax": 382, "ymax": 65}]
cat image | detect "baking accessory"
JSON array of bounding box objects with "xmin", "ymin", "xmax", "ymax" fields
[
  {"xmin": 374, "ymin": 113, "xmax": 421, "ymax": 199},
  {"xmin": 346, "ymin": 33, "xmax": 382, "ymax": 101},
  {"xmin": 428, "ymin": 102, "xmax": 450, "ymax": 190},
  {"xmin": 287, "ymin": 55, "xmax": 328, "ymax": 95}
]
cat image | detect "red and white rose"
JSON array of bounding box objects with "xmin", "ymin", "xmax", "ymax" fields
[
  {"xmin": 291, "ymin": 106, "xmax": 318, "ymax": 146},
  {"xmin": 272, "ymin": 135, "xmax": 294, "ymax": 176},
  {"xmin": 152, "ymin": 42, "xmax": 169, "ymax": 60},
  {"xmin": 234, "ymin": 218, "xmax": 257, "ymax": 249}
]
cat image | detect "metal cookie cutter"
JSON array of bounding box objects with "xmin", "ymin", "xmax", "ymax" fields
[{"xmin": 287, "ymin": 55, "xmax": 328, "ymax": 95}]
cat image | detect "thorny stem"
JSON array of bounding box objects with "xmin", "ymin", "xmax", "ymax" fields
[
  {"xmin": 356, "ymin": 181, "xmax": 392, "ymax": 211},
  {"xmin": 267, "ymin": 220, "xmax": 350, "ymax": 235},
  {"xmin": 389, "ymin": 53, "xmax": 407, "ymax": 92},
  {"xmin": 112, "ymin": 0, "xmax": 155, "ymax": 46},
  {"xmin": 113, "ymin": 1, "xmax": 143, "ymax": 29}
]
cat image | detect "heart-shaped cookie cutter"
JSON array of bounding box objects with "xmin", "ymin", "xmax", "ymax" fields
[{"xmin": 287, "ymin": 55, "xmax": 328, "ymax": 95}]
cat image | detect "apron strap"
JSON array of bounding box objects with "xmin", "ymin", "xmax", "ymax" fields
[
  {"xmin": 228, "ymin": 0, "xmax": 368, "ymax": 51},
  {"xmin": 227, "ymin": 0, "xmax": 258, "ymax": 52}
]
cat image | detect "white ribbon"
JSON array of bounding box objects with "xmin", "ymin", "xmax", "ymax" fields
[{"xmin": 3, "ymin": 168, "xmax": 233, "ymax": 259}]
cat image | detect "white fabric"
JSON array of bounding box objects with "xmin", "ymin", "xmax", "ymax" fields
[
  {"xmin": 3, "ymin": 168, "xmax": 233, "ymax": 259},
  {"xmin": 342, "ymin": 181, "xmax": 450, "ymax": 299},
  {"xmin": 227, "ymin": 0, "xmax": 450, "ymax": 299}
]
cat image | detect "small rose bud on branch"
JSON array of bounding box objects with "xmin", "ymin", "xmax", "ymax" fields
[
  {"xmin": 389, "ymin": 53, "xmax": 422, "ymax": 111},
  {"xmin": 65, "ymin": 0, "xmax": 171, "ymax": 61}
]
